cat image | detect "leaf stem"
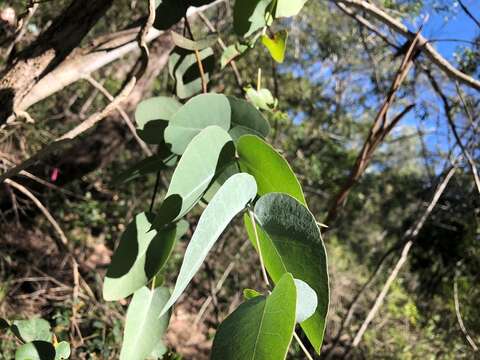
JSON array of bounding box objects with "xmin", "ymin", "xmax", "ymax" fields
[
  {"xmin": 248, "ymin": 209, "xmax": 270, "ymax": 288},
  {"xmin": 149, "ymin": 170, "xmax": 161, "ymax": 213},
  {"xmin": 194, "ymin": 49, "xmax": 208, "ymax": 93},
  {"xmin": 293, "ymin": 331, "xmax": 314, "ymax": 360}
]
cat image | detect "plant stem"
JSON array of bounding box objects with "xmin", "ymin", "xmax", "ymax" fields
[
  {"xmin": 194, "ymin": 49, "xmax": 208, "ymax": 93},
  {"xmin": 293, "ymin": 331, "xmax": 314, "ymax": 360},
  {"xmin": 248, "ymin": 209, "xmax": 270, "ymax": 287},
  {"xmin": 149, "ymin": 170, "xmax": 161, "ymax": 213}
]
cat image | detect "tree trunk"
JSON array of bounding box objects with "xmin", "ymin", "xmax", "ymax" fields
[{"xmin": 0, "ymin": 0, "xmax": 114, "ymax": 124}]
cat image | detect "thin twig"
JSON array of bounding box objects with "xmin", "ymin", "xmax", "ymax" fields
[
  {"xmin": 453, "ymin": 267, "xmax": 479, "ymax": 352},
  {"xmin": 0, "ymin": 77, "xmax": 136, "ymax": 182},
  {"xmin": 457, "ymin": 0, "xmax": 480, "ymax": 29},
  {"xmin": 136, "ymin": 0, "xmax": 156, "ymax": 79},
  {"xmin": 293, "ymin": 332, "xmax": 314, "ymax": 360},
  {"xmin": 425, "ymin": 69, "xmax": 480, "ymax": 194},
  {"xmin": 197, "ymin": 11, "xmax": 243, "ymax": 88},
  {"xmin": 334, "ymin": 0, "xmax": 480, "ymax": 91},
  {"xmin": 83, "ymin": 74, "xmax": 152, "ymax": 156},
  {"xmin": 5, "ymin": 178, "xmax": 68, "ymax": 248},
  {"xmin": 248, "ymin": 210, "xmax": 270, "ymax": 287},
  {"xmin": 347, "ymin": 165, "xmax": 456, "ymax": 351}
]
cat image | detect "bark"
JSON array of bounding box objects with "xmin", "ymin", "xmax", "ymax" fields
[{"xmin": 0, "ymin": 0, "xmax": 114, "ymax": 124}]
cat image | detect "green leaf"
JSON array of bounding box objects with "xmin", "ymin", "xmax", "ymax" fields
[
  {"xmin": 11, "ymin": 319, "xmax": 51, "ymax": 343},
  {"xmin": 165, "ymin": 94, "xmax": 231, "ymax": 155},
  {"xmin": 15, "ymin": 341, "xmax": 55, "ymax": 360},
  {"xmin": 245, "ymin": 87, "xmax": 276, "ymax": 110},
  {"xmin": 237, "ymin": 135, "xmax": 306, "ymax": 204},
  {"xmin": 228, "ymin": 96, "xmax": 270, "ymax": 141},
  {"xmin": 168, "ymin": 47, "xmax": 214, "ymax": 99},
  {"xmin": 114, "ymin": 154, "xmax": 177, "ymax": 185},
  {"xmin": 120, "ymin": 286, "xmax": 170, "ymax": 360},
  {"xmin": 233, "ymin": 0, "xmax": 272, "ymax": 37},
  {"xmin": 211, "ymin": 273, "xmax": 296, "ymax": 360},
  {"xmin": 54, "ymin": 342, "xmax": 70, "ymax": 360},
  {"xmin": 153, "ymin": 126, "xmax": 234, "ymax": 226},
  {"xmin": 171, "ymin": 32, "xmax": 217, "ymax": 51},
  {"xmin": 274, "ymin": 0, "xmax": 309, "ymax": 17},
  {"xmin": 135, "ymin": 96, "xmax": 181, "ymax": 144},
  {"xmin": 220, "ymin": 43, "xmax": 249, "ymax": 69},
  {"xmin": 243, "ymin": 288, "xmax": 262, "ymax": 300},
  {"xmin": 294, "ymin": 279, "xmax": 318, "ymax": 323},
  {"xmin": 103, "ymin": 213, "xmax": 184, "ymax": 301},
  {"xmin": 245, "ymin": 193, "xmax": 329, "ymax": 353},
  {"xmin": 261, "ymin": 30, "xmax": 288, "ymax": 63},
  {"xmin": 160, "ymin": 173, "xmax": 257, "ymax": 316}
]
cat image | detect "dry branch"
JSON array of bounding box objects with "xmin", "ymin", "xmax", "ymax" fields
[
  {"xmin": 347, "ymin": 165, "xmax": 457, "ymax": 351},
  {"xmin": 326, "ymin": 31, "xmax": 421, "ymax": 224},
  {"xmin": 334, "ymin": 0, "xmax": 480, "ymax": 91}
]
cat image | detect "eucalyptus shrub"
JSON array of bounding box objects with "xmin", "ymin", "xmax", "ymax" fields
[{"xmin": 3, "ymin": 1, "xmax": 329, "ymax": 359}]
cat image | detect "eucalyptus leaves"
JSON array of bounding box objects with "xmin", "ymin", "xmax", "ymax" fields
[
  {"xmin": 104, "ymin": 0, "xmax": 327, "ymax": 359},
  {"xmin": 105, "ymin": 90, "xmax": 329, "ymax": 358},
  {"xmin": 0, "ymin": 318, "xmax": 71, "ymax": 360}
]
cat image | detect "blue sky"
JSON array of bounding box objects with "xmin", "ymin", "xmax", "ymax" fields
[{"xmin": 393, "ymin": 0, "xmax": 479, "ymax": 163}]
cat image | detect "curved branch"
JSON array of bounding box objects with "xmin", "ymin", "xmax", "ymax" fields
[{"xmin": 334, "ymin": 0, "xmax": 480, "ymax": 91}]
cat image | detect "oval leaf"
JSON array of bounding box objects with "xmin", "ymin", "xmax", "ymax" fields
[
  {"xmin": 54, "ymin": 342, "xmax": 70, "ymax": 360},
  {"xmin": 103, "ymin": 213, "xmax": 184, "ymax": 301},
  {"xmin": 135, "ymin": 96, "xmax": 181, "ymax": 144},
  {"xmin": 153, "ymin": 126, "xmax": 234, "ymax": 226},
  {"xmin": 165, "ymin": 93, "xmax": 231, "ymax": 155},
  {"xmin": 237, "ymin": 135, "xmax": 306, "ymax": 204},
  {"xmin": 245, "ymin": 87, "xmax": 276, "ymax": 110},
  {"xmin": 11, "ymin": 319, "xmax": 51, "ymax": 343},
  {"xmin": 160, "ymin": 173, "xmax": 257, "ymax": 316},
  {"xmin": 245, "ymin": 193, "xmax": 329, "ymax": 353},
  {"xmin": 234, "ymin": 0, "xmax": 272, "ymax": 37},
  {"xmin": 220, "ymin": 43, "xmax": 249, "ymax": 69},
  {"xmin": 168, "ymin": 47, "xmax": 214, "ymax": 99},
  {"xmin": 120, "ymin": 286, "xmax": 170, "ymax": 360},
  {"xmin": 294, "ymin": 279, "xmax": 318, "ymax": 323},
  {"xmin": 211, "ymin": 273, "xmax": 296, "ymax": 360},
  {"xmin": 275, "ymin": 0, "xmax": 309, "ymax": 18},
  {"xmin": 261, "ymin": 30, "xmax": 288, "ymax": 63},
  {"xmin": 15, "ymin": 341, "xmax": 55, "ymax": 360},
  {"xmin": 228, "ymin": 96, "xmax": 270, "ymax": 141}
]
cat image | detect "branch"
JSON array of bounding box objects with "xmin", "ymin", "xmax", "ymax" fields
[
  {"xmin": 5, "ymin": 178, "xmax": 68, "ymax": 249},
  {"xmin": 347, "ymin": 165, "xmax": 456, "ymax": 352},
  {"xmin": 83, "ymin": 74, "xmax": 153, "ymax": 156},
  {"xmin": 425, "ymin": 69, "xmax": 480, "ymax": 194},
  {"xmin": 325, "ymin": 31, "xmax": 420, "ymax": 224},
  {"xmin": 18, "ymin": 0, "xmax": 224, "ymax": 110},
  {"xmin": 334, "ymin": 0, "xmax": 480, "ymax": 91},
  {"xmin": 135, "ymin": 0, "xmax": 156, "ymax": 79},
  {"xmin": 0, "ymin": 78, "xmax": 135, "ymax": 182},
  {"xmin": 458, "ymin": 0, "xmax": 480, "ymax": 29},
  {"xmin": 454, "ymin": 267, "xmax": 479, "ymax": 352}
]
